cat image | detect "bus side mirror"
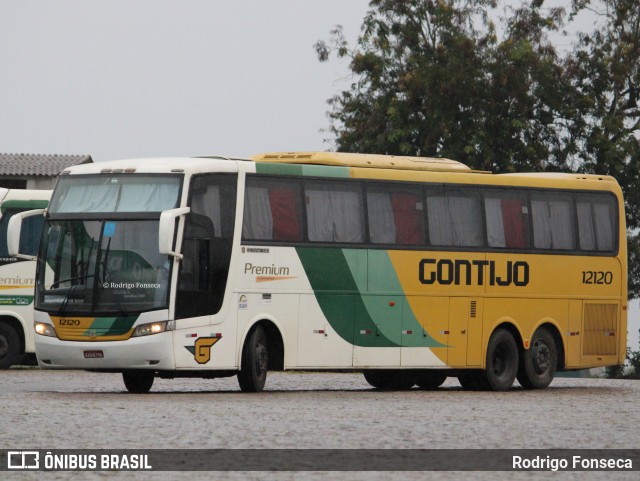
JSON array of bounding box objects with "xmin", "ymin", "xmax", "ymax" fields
[
  {"xmin": 159, "ymin": 207, "xmax": 190, "ymax": 259},
  {"xmin": 7, "ymin": 209, "xmax": 46, "ymax": 260}
]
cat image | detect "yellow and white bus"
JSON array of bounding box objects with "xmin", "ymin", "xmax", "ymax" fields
[
  {"xmin": 0, "ymin": 188, "xmax": 50, "ymax": 368},
  {"xmin": 10, "ymin": 152, "xmax": 627, "ymax": 392}
]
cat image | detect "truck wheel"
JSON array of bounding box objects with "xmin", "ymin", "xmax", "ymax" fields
[{"xmin": 0, "ymin": 323, "xmax": 21, "ymax": 370}]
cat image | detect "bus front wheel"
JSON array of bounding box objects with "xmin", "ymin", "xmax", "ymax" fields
[
  {"xmin": 0, "ymin": 323, "xmax": 21, "ymax": 370},
  {"xmin": 238, "ymin": 325, "xmax": 268, "ymax": 392},
  {"xmin": 485, "ymin": 328, "xmax": 518, "ymax": 391},
  {"xmin": 517, "ymin": 327, "xmax": 557, "ymax": 389},
  {"xmin": 122, "ymin": 371, "xmax": 154, "ymax": 393}
]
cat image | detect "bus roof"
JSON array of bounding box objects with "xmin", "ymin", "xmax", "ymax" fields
[
  {"xmin": 253, "ymin": 151, "xmax": 473, "ymax": 173},
  {"xmin": 59, "ymin": 157, "xmax": 247, "ymax": 176},
  {"xmin": 57, "ymin": 154, "xmax": 621, "ymax": 194}
]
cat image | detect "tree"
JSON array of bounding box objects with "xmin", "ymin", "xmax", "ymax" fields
[
  {"xmin": 316, "ymin": 0, "xmax": 640, "ymax": 297},
  {"xmin": 567, "ymin": 0, "xmax": 640, "ymax": 298},
  {"xmin": 315, "ymin": 0, "xmax": 571, "ymax": 172}
]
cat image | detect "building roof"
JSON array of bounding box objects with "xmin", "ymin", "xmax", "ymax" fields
[{"xmin": 0, "ymin": 153, "xmax": 92, "ymax": 177}]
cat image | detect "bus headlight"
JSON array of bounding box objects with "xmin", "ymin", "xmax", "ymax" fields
[
  {"xmin": 132, "ymin": 320, "xmax": 174, "ymax": 337},
  {"xmin": 34, "ymin": 322, "xmax": 57, "ymax": 337}
]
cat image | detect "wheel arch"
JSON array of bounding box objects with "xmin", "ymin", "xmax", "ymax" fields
[
  {"xmin": 238, "ymin": 317, "xmax": 285, "ymax": 371},
  {"xmin": 484, "ymin": 320, "xmax": 523, "ymax": 368}
]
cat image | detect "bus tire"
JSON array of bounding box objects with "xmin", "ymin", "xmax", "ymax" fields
[
  {"xmin": 238, "ymin": 325, "xmax": 268, "ymax": 392},
  {"xmin": 122, "ymin": 371, "xmax": 154, "ymax": 393},
  {"xmin": 485, "ymin": 328, "xmax": 518, "ymax": 391},
  {"xmin": 0, "ymin": 323, "xmax": 21, "ymax": 370},
  {"xmin": 363, "ymin": 370, "xmax": 415, "ymax": 390},
  {"xmin": 416, "ymin": 370, "xmax": 447, "ymax": 389},
  {"xmin": 517, "ymin": 327, "xmax": 557, "ymax": 389}
]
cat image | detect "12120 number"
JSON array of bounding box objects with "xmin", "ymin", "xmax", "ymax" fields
[{"xmin": 581, "ymin": 271, "xmax": 613, "ymax": 285}]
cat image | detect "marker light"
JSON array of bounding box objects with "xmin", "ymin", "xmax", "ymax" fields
[
  {"xmin": 34, "ymin": 322, "xmax": 57, "ymax": 337},
  {"xmin": 132, "ymin": 321, "xmax": 174, "ymax": 337}
]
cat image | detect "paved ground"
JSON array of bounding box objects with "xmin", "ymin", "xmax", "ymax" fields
[{"xmin": 1, "ymin": 369, "xmax": 638, "ymax": 480}]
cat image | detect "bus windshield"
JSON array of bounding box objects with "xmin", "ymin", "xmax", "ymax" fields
[
  {"xmin": 35, "ymin": 219, "xmax": 171, "ymax": 315},
  {"xmin": 49, "ymin": 175, "xmax": 182, "ymax": 213}
]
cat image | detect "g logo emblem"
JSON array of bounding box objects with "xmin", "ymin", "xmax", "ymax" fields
[{"xmin": 194, "ymin": 337, "xmax": 221, "ymax": 364}]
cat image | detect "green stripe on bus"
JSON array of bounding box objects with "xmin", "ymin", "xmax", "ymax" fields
[
  {"xmin": 255, "ymin": 163, "xmax": 350, "ymax": 178},
  {"xmin": 296, "ymin": 247, "xmax": 399, "ymax": 347},
  {"xmin": 361, "ymin": 250, "xmax": 444, "ymax": 348},
  {"xmin": 0, "ymin": 296, "xmax": 33, "ymax": 306},
  {"xmin": 1, "ymin": 199, "xmax": 48, "ymax": 213},
  {"xmin": 296, "ymin": 247, "xmax": 444, "ymax": 348},
  {"xmin": 83, "ymin": 316, "xmax": 138, "ymax": 336}
]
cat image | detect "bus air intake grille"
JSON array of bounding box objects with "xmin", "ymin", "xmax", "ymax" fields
[
  {"xmin": 469, "ymin": 301, "xmax": 477, "ymax": 318},
  {"xmin": 583, "ymin": 303, "xmax": 618, "ymax": 356}
]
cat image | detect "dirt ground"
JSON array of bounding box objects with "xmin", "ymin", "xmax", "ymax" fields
[{"xmin": 1, "ymin": 369, "xmax": 638, "ymax": 481}]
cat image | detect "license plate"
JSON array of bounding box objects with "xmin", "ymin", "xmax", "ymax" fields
[{"xmin": 83, "ymin": 350, "xmax": 104, "ymax": 359}]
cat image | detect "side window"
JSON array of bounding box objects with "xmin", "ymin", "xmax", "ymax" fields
[
  {"xmin": 577, "ymin": 194, "xmax": 616, "ymax": 252},
  {"xmin": 531, "ymin": 193, "xmax": 575, "ymax": 250},
  {"xmin": 426, "ymin": 187, "xmax": 483, "ymax": 247},
  {"xmin": 366, "ymin": 183, "xmax": 425, "ymax": 245},
  {"xmin": 0, "ymin": 209, "xmax": 45, "ymax": 262},
  {"xmin": 242, "ymin": 177, "xmax": 302, "ymax": 242},
  {"xmin": 176, "ymin": 174, "xmax": 237, "ymax": 319},
  {"xmin": 484, "ymin": 191, "xmax": 531, "ymax": 249},
  {"xmin": 305, "ymin": 181, "xmax": 364, "ymax": 243}
]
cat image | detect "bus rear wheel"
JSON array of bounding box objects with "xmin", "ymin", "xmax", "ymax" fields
[
  {"xmin": 517, "ymin": 327, "xmax": 557, "ymax": 389},
  {"xmin": 0, "ymin": 323, "xmax": 21, "ymax": 370},
  {"xmin": 363, "ymin": 370, "xmax": 415, "ymax": 390},
  {"xmin": 238, "ymin": 325, "xmax": 268, "ymax": 392},
  {"xmin": 485, "ymin": 328, "xmax": 518, "ymax": 391},
  {"xmin": 122, "ymin": 371, "xmax": 154, "ymax": 393}
]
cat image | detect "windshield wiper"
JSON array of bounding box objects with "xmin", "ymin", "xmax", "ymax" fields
[{"xmin": 50, "ymin": 274, "xmax": 95, "ymax": 289}]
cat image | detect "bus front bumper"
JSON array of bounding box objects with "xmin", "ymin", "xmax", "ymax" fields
[{"xmin": 34, "ymin": 332, "xmax": 175, "ymax": 370}]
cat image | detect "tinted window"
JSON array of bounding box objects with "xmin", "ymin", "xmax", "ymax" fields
[
  {"xmin": 0, "ymin": 209, "xmax": 44, "ymax": 259},
  {"xmin": 177, "ymin": 174, "xmax": 237, "ymax": 319},
  {"xmin": 366, "ymin": 183, "xmax": 425, "ymax": 245},
  {"xmin": 426, "ymin": 187, "xmax": 483, "ymax": 247},
  {"xmin": 243, "ymin": 177, "xmax": 302, "ymax": 242},
  {"xmin": 576, "ymin": 194, "xmax": 616, "ymax": 252},
  {"xmin": 531, "ymin": 193, "xmax": 575, "ymax": 250},
  {"xmin": 305, "ymin": 181, "xmax": 364, "ymax": 243},
  {"xmin": 485, "ymin": 190, "xmax": 531, "ymax": 249}
]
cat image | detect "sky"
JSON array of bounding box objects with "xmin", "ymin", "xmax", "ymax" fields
[
  {"xmin": 1, "ymin": 0, "xmax": 638, "ymax": 353},
  {"xmin": 0, "ymin": 0, "xmax": 369, "ymax": 160}
]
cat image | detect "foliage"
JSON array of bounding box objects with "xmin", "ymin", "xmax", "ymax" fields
[
  {"xmin": 628, "ymin": 344, "xmax": 640, "ymax": 378},
  {"xmin": 317, "ymin": 0, "xmax": 640, "ymax": 298}
]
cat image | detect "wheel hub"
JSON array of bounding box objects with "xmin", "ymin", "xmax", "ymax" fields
[{"xmin": 533, "ymin": 341, "xmax": 551, "ymax": 373}]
